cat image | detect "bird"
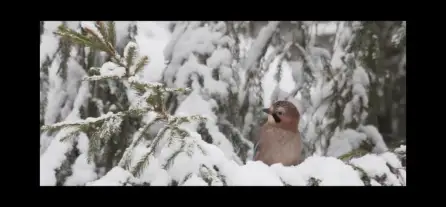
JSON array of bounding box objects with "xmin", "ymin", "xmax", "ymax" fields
[{"xmin": 253, "ymin": 100, "xmax": 302, "ymax": 166}]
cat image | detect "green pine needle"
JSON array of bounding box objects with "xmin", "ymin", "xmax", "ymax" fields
[
  {"xmin": 120, "ymin": 150, "xmax": 134, "ymax": 171},
  {"xmin": 83, "ymin": 75, "xmax": 122, "ymax": 81},
  {"xmin": 162, "ymin": 139, "xmax": 186, "ymax": 170},
  {"xmin": 107, "ymin": 21, "xmax": 116, "ymax": 48},
  {"xmin": 131, "ymin": 151, "xmax": 151, "ymax": 177},
  {"xmin": 134, "ymin": 56, "xmax": 149, "ymax": 75},
  {"xmin": 119, "ymin": 116, "xmax": 164, "ymax": 170},
  {"xmin": 95, "ymin": 21, "xmax": 109, "ymax": 45},
  {"xmin": 60, "ymin": 130, "xmax": 81, "ymax": 142},
  {"xmin": 83, "ymin": 26, "xmax": 110, "ymax": 53},
  {"xmin": 125, "ymin": 43, "xmax": 137, "ymax": 68},
  {"xmin": 87, "ymin": 137, "xmax": 100, "ymax": 164}
]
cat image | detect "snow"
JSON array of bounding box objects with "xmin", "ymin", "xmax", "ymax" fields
[
  {"xmin": 173, "ymin": 49, "xmax": 228, "ymax": 96},
  {"xmin": 114, "ymin": 21, "xmax": 132, "ymax": 47},
  {"xmin": 176, "ymin": 90, "xmax": 217, "ymax": 121},
  {"xmin": 40, "ymin": 128, "xmax": 75, "ymax": 186},
  {"xmin": 326, "ymin": 129, "xmax": 367, "ymax": 157},
  {"xmin": 370, "ymin": 179, "xmax": 381, "ymax": 186},
  {"xmin": 140, "ymin": 159, "xmax": 170, "ymax": 185},
  {"xmin": 99, "ymin": 61, "xmax": 126, "ymax": 77},
  {"xmin": 87, "ymin": 167, "xmax": 133, "ymax": 186},
  {"xmin": 126, "ymin": 145, "xmax": 170, "ymax": 185},
  {"xmin": 61, "ymin": 58, "xmax": 87, "ymax": 119},
  {"xmin": 395, "ymin": 145, "xmax": 406, "ymax": 154},
  {"xmin": 312, "ymin": 22, "xmax": 338, "ymax": 36},
  {"xmin": 120, "ymin": 143, "xmax": 378, "ymax": 186},
  {"xmin": 96, "ymin": 130, "xmax": 400, "ymax": 186},
  {"xmin": 40, "ymin": 21, "xmax": 61, "ymax": 67},
  {"xmin": 81, "ymin": 21, "xmax": 104, "ymax": 42},
  {"xmin": 182, "ymin": 174, "xmax": 208, "ymax": 186},
  {"xmin": 225, "ymin": 161, "xmax": 284, "ymax": 186},
  {"xmin": 124, "ymin": 41, "xmax": 138, "ymax": 71},
  {"xmin": 358, "ymin": 125, "xmax": 388, "ymax": 154},
  {"xmin": 352, "ymin": 66, "xmax": 370, "ymax": 105},
  {"xmin": 207, "ymin": 47, "xmax": 233, "ymax": 68},
  {"xmin": 43, "ymin": 112, "xmax": 123, "ymax": 130},
  {"xmin": 272, "ymin": 156, "xmax": 363, "ymax": 186},
  {"xmin": 41, "ymin": 40, "xmax": 89, "ymax": 153},
  {"xmin": 40, "ymin": 21, "xmax": 406, "ymax": 187},
  {"xmin": 262, "ymin": 50, "xmax": 298, "ymax": 107},
  {"xmin": 43, "ymin": 124, "xmax": 405, "ymax": 186},
  {"xmin": 64, "ymin": 133, "xmax": 97, "ymax": 186},
  {"xmin": 350, "ymin": 154, "xmax": 402, "ymax": 186},
  {"xmin": 44, "ymin": 56, "xmax": 67, "ymax": 125},
  {"xmin": 380, "ymin": 152, "xmax": 402, "ymax": 169},
  {"xmin": 40, "ymin": 110, "xmax": 84, "ymax": 186},
  {"xmin": 243, "ymin": 21, "xmax": 280, "ymax": 71},
  {"xmin": 398, "ymin": 169, "xmax": 406, "ymax": 185},
  {"xmin": 135, "ymin": 21, "xmax": 171, "ymax": 82}
]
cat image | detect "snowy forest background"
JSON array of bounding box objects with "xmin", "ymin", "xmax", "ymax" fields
[{"xmin": 40, "ymin": 21, "xmax": 406, "ymax": 186}]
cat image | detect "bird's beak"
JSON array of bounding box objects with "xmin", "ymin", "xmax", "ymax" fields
[{"xmin": 262, "ymin": 108, "xmax": 270, "ymax": 114}]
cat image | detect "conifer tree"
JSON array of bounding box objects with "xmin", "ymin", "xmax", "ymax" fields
[
  {"xmin": 293, "ymin": 21, "xmax": 405, "ymax": 159},
  {"xmin": 41, "ymin": 21, "xmax": 220, "ymax": 185},
  {"xmin": 40, "ymin": 21, "xmax": 139, "ymax": 185},
  {"xmin": 162, "ymin": 21, "xmax": 256, "ymax": 164},
  {"xmin": 40, "ymin": 21, "xmax": 406, "ymax": 186}
]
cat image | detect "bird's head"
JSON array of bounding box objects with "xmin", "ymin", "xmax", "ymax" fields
[{"xmin": 263, "ymin": 100, "xmax": 300, "ymax": 132}]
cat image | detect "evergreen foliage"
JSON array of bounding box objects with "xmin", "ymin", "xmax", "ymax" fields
[
  {"xmin": 41, "ymin": 21, "xmax": 207, "ymax": 178},
  {"xmin": 40, "ymin": 21, "xmax": 405, "ymax": 186}
]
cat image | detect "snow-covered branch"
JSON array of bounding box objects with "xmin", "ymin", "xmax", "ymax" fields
[{"xmin": 88, "ymin": 143, "xmax": 406, "ymax": 186}]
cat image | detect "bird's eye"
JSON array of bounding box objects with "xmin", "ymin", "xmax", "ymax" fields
[{"xmin": 277, "ymin": 111, "xmax": 283, "ymax": 116}]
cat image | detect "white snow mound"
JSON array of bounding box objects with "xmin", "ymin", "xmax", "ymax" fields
[{"xmin": 87, "ymin": 140, "xmax": 405, "ymax": 186}]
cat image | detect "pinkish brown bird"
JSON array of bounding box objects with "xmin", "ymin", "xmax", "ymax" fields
[{"xmin": 253, "ymin": 100, "xmax": 302, "ymax": 166}]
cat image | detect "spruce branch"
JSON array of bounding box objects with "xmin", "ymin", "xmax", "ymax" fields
[
  {"xmin": 132, "ymin": 151, "xmax": 152, "ymax": 178},
  {"xmin": 180, "ymin": 173, "xmax": 193, "ymax": 186},
  {"xmin": 55, "ymin": 26, "xmax": 101, "ymax": 50},
  {"xmin": 88, "ymin": 67, "xmax": 101, "ymax": 76},
  {"xmin": 82, "ymin": 25, "xmax": 111, "ymax": 54},
  {"xmin": 107, "ymin": 21, "xmax": 116, "ymax": 48},
  {"xmin": 41, "ymin": 112, "xmax": 125, "ymax": 133},
  {"xmin": 118, "ymin": 116, "xmax": 164, "ymax": 170},
  {"xmin": 130, "ymin": 113, "xmax": 202, "ymax": 177},
  {"xmin": 133, "ymin": 56, "xmax": 149, "ymax": 75},
  {"xmin": 88, "ymin": 114, "xmax": 123, "ymax": 163},
  {"xmin": 60, "ymin": 130, "xmax": 81, "ymax": 142},
  {"xmin": 41, "ymin": 112, "xmax": 125, "ymax": 164},
  {"xmin": 128, "ymin": 76, "xmax": 191, "ymax": 94},
  {"xmin": 124, "ymin": 42, "xmax": 137, "ymax": 69},
  {"xmin": 55, "ymin": 22, "xmax": 127, "ymax": 69},
  {"xmin": 338, "ymin": 140, "xmax": 373, "ymax": 161},
  {"xmin": 83, "ymin": 75, "xmax": 123, "ymax": 81},
  {"xmin": 162, "ymin": 139, "xmax": 186, "ymax": 170},
  {"xmin": 130, "ymin": 126, "xmax": 170, "ymax": 176},
  {"xmin": 50, "ymin": 22, "xmax": 214, "ymax": 178},
  {"xmin": 294, "ymin": 42, "xmax": 316, "ymax": 80},
  {"xmin": 95, "ymin": 21, "xmax": 109, "ymax": 45},
  {"xmin": 185, "ymin": 141, "xmax": 195, "ymax": 157},
  {"xmin": 348, "ymin": 163, "xmax": 370, "ymax": 186},
  {"xmin": 126, "ymin": 105, "xmax": 153, "ymax": 117},
  {"xmin": 199, "ymin": 164, "xmax": 223, "ymax": 186},
  {"xmin": 88, "ymin": 135, "xmax": 101, "ymax": 163}
]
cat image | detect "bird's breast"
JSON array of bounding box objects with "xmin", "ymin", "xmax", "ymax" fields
[{"xmin": 256, "ymin": 126, "xmax": 302, "ymax": 166}]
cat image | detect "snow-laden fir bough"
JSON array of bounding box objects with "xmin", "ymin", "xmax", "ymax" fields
[
  {"xmin": 42, "ymin": 21, "xmax": 208, "ymax": 181},
  {"xmin": 40, "ymin": 21, "xmax": 406, "ymax": 186}
]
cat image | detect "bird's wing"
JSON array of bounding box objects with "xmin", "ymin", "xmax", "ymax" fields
[{"xmin": 252, "ymin": 126, "xmax": 262, "ymax": 160}]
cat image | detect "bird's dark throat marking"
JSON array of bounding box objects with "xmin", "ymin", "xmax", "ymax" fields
[{"xmin": 272, "ymin": 113, "xmax": 281, "ymax": 123}]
